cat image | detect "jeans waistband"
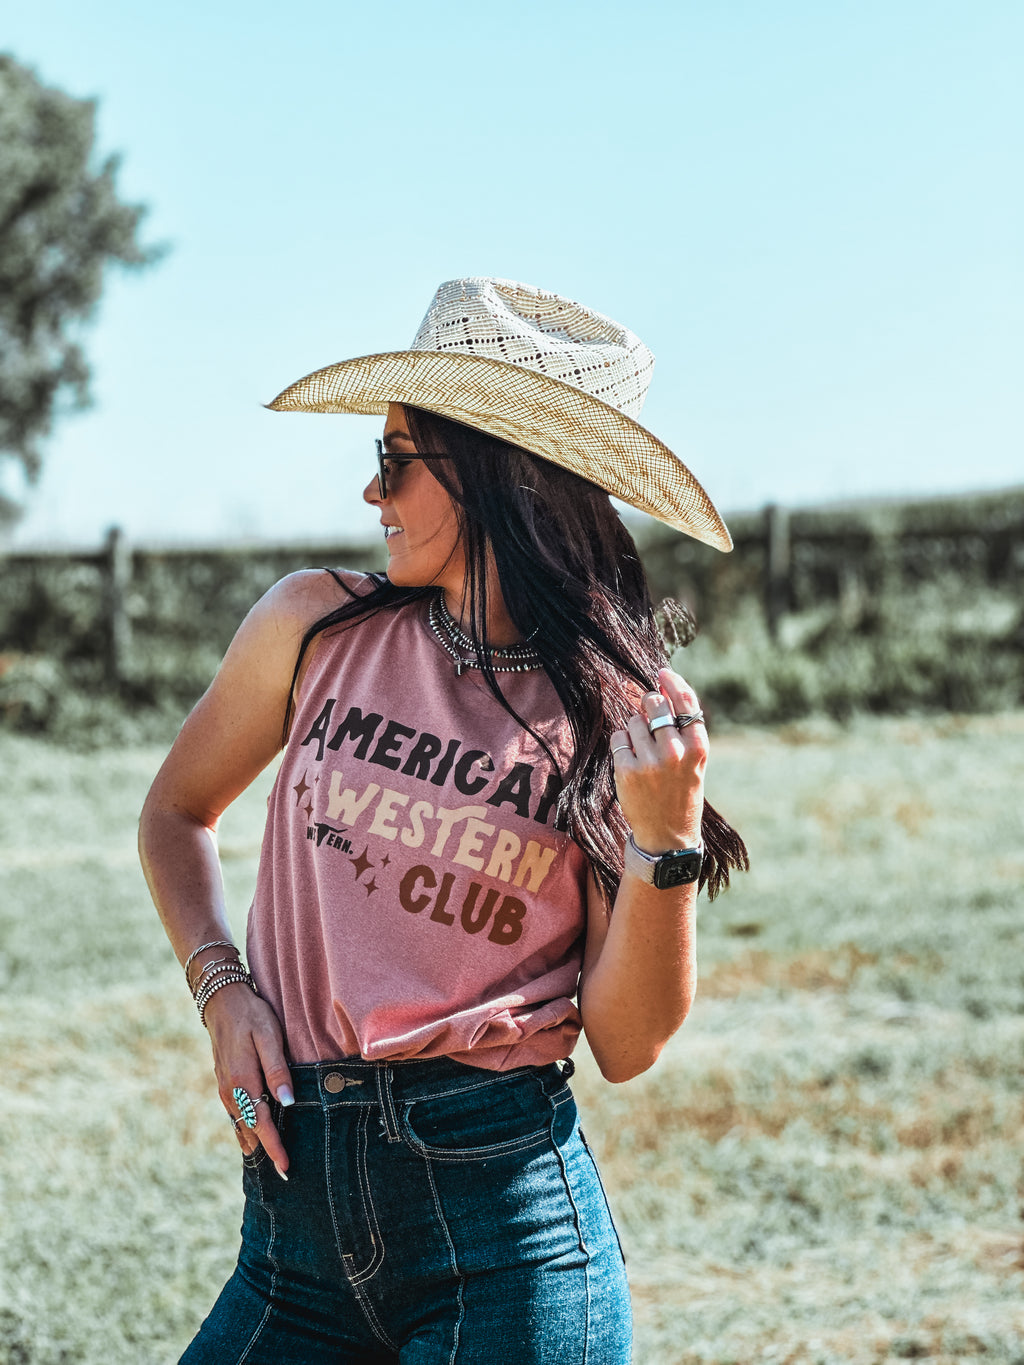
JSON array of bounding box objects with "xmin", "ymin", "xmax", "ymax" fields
[{"xmin": 284, "ymin": 1055, "xmax": 574, "ymax": 1113}]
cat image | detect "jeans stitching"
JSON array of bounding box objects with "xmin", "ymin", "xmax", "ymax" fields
[
  {"xmin": 318, "ymin": 1111, "xmax": 397, "ymax": 1352},
  {"xmin": 375, "ymin": 1065, "xmax": 402, "ymax": 1143},
  {"xmin": 421, "ymin": 1154, "xmax": 465, "ymax": 1365},
  {"xmin": 347, "ymin": 1109, "xmax": 387, "ymax": 1286},
  {"xmin": 347, "ymin": 1278, "xmax": 400, "ymax": 1354},
  {"xmin": 389, "ymin": 1068, "xmax": 549, "ymax": 1104},
  {"xmin": 236, "ymin": 1165, "xmax": 279, "ymax": 1364},
  {"xmin": 549, "ymin": 1109, "xmax": 592, "ymax": 1364},
  {"xmin": 401, "ymin": 1126, "xmax": 553, "ymax": 1163},
  {"xmin": 323, "ymin": 1094, "xmax": 349, "ymax": 1276},
  {"xmin": 579, "ymin": 1129, "xmax": 626, "ymax": 1266},
  {"xmin": 341, "ymin": 1111, "xmax": 397, "ymax": 1351}
]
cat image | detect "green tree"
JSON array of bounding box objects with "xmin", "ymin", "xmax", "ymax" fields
[{"xmin": 0, "ymin": 54, "xmax": 163, "ymax": 525}]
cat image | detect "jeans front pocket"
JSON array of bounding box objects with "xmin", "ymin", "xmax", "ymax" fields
[
  {"xmin": 241, "ymin": 1146, "xmax": 271, "ymax": 1172},
  {"xmin": 401, "ymin": 1070, "xmax": 555, "ymax": 1161}
]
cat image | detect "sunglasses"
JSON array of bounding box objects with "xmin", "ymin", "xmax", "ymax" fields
[{"xmin": 374, "ymin": 440, "xmax": 447, "ymax": 500}]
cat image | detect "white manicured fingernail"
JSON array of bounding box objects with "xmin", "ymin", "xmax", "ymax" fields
[
  {"xmin": 277, "ymin": 1084, "xmax": 295, "ymax": 1107},
  {"xmin": 274, "ymin": 1163, "xmax": 289, "ymax": 1182}
]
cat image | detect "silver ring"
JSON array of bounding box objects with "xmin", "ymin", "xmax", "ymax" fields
[
  {"xmin": 674, "ymin": 710, "xmax": 705, "ymax": 730},
  {"xmin": 610, "ymin": 743, "xmax": 632, "ymax": 757},
  {"xmin": 648, "ymin": 714, "xmax": 676, "ymax": 735}
]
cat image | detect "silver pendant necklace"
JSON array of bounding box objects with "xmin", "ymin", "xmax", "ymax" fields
[{"xmin": 428, "ymin": 593, "xmax": 542, "ymax": 675}]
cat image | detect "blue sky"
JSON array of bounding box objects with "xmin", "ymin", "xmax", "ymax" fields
[{"xmin": 3, "ymin": 0, "xmax": 1021, "ymax": 547}]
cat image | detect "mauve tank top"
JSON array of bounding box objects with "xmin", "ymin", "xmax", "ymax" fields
[{"xmin": 246, "ymin": 573, "xmax": 588, "ymax": 1070}]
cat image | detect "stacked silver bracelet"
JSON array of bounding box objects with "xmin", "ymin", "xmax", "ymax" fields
[{"xmin": 185, "ymin": 939, "xmax": 258, "ymax": 1027}]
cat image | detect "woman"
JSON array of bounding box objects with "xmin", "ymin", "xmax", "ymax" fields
[{"xmin": 140, "ymin": 277, "xmax": 747, "ymax": 1363}]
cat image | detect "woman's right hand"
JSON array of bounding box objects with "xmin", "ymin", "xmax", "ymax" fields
[{"xmin": 204, "ymin": 984, "xmax": 294, "ymax": 1178}]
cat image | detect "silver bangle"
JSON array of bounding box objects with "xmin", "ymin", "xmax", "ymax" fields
[
  {"xmin": 191, "ymin": 953, "xmax": 238, "ymax": 976},
  {"xmin": 184, "ymin": 940, "xmax": 239, "ymax": 984},
  {"xmin": 190, "ymin": 961, "xmax": 247, "ymax": 1000},
  {"xmin": 196, "ymin": 971, "xmax": 257, "ymax": 1027},
  {"xmin": 194, "ymin": 974, "xmax": 251, "ymax": 1014},
  {"xmin": 193, "ymin": 967, "xmax": 252, "ymax": 1006}
]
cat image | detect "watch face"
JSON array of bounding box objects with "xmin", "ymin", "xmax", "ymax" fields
[{"xmin": 653, "ymin": 851, "xmax": 703, "ymax": 889}]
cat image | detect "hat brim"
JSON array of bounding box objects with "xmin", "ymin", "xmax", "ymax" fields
[{"xmin": 266, "ymin": 350, "xmax": 732, "ymax": 551}]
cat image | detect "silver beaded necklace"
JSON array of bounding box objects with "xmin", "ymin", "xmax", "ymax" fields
[{"xmin": 428, "ymin": 592, "xmax": 542, "ymax": 676}]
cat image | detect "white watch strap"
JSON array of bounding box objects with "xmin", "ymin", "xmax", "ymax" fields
[{"xmin": 623, "ymin": 833, "xmax": 704, "ymax": 884}]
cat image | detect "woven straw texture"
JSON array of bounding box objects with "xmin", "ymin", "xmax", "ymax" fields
[{"xmin": 267, "ymin": 278, "xmax": 732, "ymax": 551}]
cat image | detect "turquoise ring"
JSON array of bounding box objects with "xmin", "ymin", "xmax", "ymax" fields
[{"xmin": 233, "ymin": 1086, "xmax": 260, "ymax": 1130}]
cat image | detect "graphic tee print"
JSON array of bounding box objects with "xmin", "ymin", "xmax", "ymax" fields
[{"xmin": 247, "ymin": 582, "xmax": 588, "ymax": 1070}]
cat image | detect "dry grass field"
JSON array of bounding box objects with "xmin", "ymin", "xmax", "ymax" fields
[{"xmin": 1, "ymin": 714, "xmax": 1022, "ymax": 1364}]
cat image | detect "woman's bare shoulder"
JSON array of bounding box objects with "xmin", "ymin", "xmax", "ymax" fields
[{"xmin": 257, "ymin": 568, "xmax": 376, "ymax": 633}]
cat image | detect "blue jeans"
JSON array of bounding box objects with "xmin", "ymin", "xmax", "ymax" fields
[{"xmin": 180, "ymin": 1057, "xmax": 632, "ymax": 1363}]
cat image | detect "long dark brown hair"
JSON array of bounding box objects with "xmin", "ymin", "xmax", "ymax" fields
[{"xmin": 286, "ymin": 405, "xmax": 748, "ymax": 903}]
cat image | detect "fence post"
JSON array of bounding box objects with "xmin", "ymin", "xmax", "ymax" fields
[
  {"xmin": 102, "ymin": 525, "xmax": 131, "ymax": 686},
  {"xmin": 764, "ymin": 503, "xmax": 791, "ymax": 641}
]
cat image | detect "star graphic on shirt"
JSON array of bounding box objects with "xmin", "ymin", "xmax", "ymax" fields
[
  {"xmin": 350, "ymin": 847, "xmax": 374, "ymax": 879},
  {"xmin": 292, "ymin": 774, "xmax": 311, "ymax": 805},
  {"xmin": 379, "ymin": 853, "xmax": 391, "ymax": 869},
  {"xmin": 303, "ymin": 799, "xmax": 314, "ymax": 819},
  {"xmin": 363, "ymin": 877, "xmax": 378, "ymax": 896}
]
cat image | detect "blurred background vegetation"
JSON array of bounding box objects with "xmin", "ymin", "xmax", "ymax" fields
[{"xmin": 0, "ymin": 53, "xmax": 162, "ymax": 534}]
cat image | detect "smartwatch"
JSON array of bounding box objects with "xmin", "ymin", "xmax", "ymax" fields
[{"xmin": 624, "ymin": 834, "xmax": 704, "ymax": 890}]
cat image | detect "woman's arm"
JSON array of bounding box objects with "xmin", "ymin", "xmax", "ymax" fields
[
  {"xmin": 138, "ymin": 570, "xmax": 337, "ymax": 1173},
  {"xmin": 578, "ymin": 668, "xmax": 705, "ymax": 1083}
]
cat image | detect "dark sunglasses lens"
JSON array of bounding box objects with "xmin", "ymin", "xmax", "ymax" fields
[{"xmin": 375, "ymin": 440, "xmax": 387, "ymax": 499}]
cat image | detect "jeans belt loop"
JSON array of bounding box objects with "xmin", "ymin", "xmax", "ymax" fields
[{"xmin": 374, "ymin": 1063, "xmax": 402, "ymax": 1143}]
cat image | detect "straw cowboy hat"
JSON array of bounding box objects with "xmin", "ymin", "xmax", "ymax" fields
[{"xmin": 267, "ymin": 277, "xmax": 732, "ymax": 551}]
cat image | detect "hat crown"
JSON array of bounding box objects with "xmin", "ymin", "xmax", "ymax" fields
[{"xmin": 410, "ymin": 277, "xmax": 654, "ymax": 420}]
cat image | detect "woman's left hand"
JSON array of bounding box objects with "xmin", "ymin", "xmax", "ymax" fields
[
  {"xmin": 609, "ymin": 667, "xmax": 707, "ymax": 851},
  {"xmin": 580, "ymin": 667, "xmax": 707, "ymax": 1080}
]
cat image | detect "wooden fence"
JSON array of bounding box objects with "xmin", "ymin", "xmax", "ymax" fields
[
  {"xmin": 636, "ymin": 486, "xmax": 1023, "ymax": 641},
  {"xmin": 1, "ymin": 487, "xmax": 1021, "ymax": 687}
]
